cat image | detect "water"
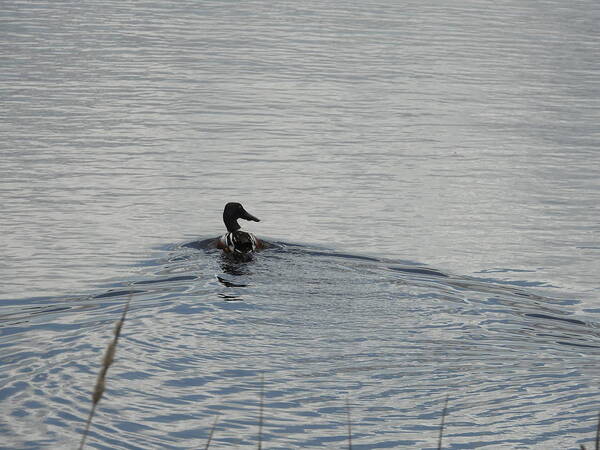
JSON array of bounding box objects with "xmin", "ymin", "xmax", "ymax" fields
[{"xmin": 1, "ymin": 0, "xmax": 599, "ymax": 448}]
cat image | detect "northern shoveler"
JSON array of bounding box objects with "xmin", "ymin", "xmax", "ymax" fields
[{"xmin": 215, "ymin": 202, "xmax": 266, "ymax": 254}]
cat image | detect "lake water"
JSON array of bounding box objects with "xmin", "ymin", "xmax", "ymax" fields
[{"xmin": 1, "ymin": 0, "xmax": 599, "ymax": 448}]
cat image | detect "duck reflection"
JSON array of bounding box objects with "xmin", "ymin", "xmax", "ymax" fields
[
  {"xmin": 218, "ymin": 256, "xmax": 252, "ymax": 278},
  {"xmin": 216, "ymin": 256, "xmax": 253, "ymax": 301},
  {"xmin": 218, "ymin": 292, "xmax": 244, "ymax": 302},
  {"xmin": 216, "ymin": 275, "xmax": 247, "ymax": 288}
]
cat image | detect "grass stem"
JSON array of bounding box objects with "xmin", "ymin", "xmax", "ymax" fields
[
  {"xmin": 78, "ymin": 292, "xmax": 132, "ymax": 450},
  {"xmin": 596, "ymin": 413, "xmax": 600, "ymax": 450},
  {"xmin": 205, "ymin": 415, "xmax": 219, "ymax": 450},
  {"xmin": 346, "ymin": 396, "xmax": 352, "ymax": 450},
  {"xmin": 437, "ymin": 395, "xmax": 449, "ymax": 450},
  {"xmin": 258, "ymin": 373, "xmax": 264, "ymax": 450}
]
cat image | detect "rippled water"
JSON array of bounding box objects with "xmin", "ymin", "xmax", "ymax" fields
[
  {"xmin": 2, "ymin": 0, "xmax": 600, "ymax": 448},
  {"xmin": 3, "ymin": 243, "xmax": 600, "ymax": 448}
]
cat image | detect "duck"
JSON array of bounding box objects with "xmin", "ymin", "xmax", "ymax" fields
[{"xmin": 215, "ymin": 202, "xmax": 266, "ymax": 254}]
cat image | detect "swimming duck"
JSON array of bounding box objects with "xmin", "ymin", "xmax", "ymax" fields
[{"xmin": 215, "ymin": 202, "xmax": 265, "ymax": 254}]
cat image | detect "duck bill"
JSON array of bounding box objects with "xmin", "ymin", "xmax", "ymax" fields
[{"xmin": 241, "ymin": 208, "xmax": 260, "ymax": 222}]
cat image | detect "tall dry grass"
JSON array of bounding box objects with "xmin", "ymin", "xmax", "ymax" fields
[
  {"xmin": 205, "ymin": 415, "xmax": 219, "ymax": 449},
  {"xmin": 580, "ymin": 411, "xmax": 600, "ymax": 450},
  {"xmin": 437, "ymin": 395, "xmax": 449, "ymax": 450},
  {"xmin": 258, "ymin": 373, "xmax": 265, "ymax": 449},
  {"xmin": 74, "ymin": 294, "xmax": 600, "ymax": 449},
  {"xmin": 78, "ymin": 293, "xmax": 132, "ymax": 450},
  {"xmin": 346, "ymin": 396, "xmax": 352, "ymax": 450}
]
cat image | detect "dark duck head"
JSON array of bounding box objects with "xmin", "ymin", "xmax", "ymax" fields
[
  {"xmin": 223, "ymin": 202, "xmax": 260, "ymax": 232},
  {"xmin": 221, "ymin": 202, "xmax": 260, "ymax": 254}
]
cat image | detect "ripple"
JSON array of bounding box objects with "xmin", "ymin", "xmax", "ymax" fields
[
  {"xmin": 2, "ymin": 0, "xmax": 600, "ymax": 448},
  {"xmin": 3, "ymin": 241, "xmax": 600, "ymax": 448}
]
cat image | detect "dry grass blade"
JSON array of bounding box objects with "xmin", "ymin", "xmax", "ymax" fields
[
  {"xmin": 596, "ymin": 413, "xmax": 600, "ymax": 450},
  {"xmin": 205, "ymin": 415, "xmax": 219, "ymax": 450},
  {"xmin": 78, "ymin": 292, "xmax": 132, "ymax": 450},
  {"xmin": 580, "ymin": 410, "xmax": 600, "ymax": 450},
  {"xmin": 437, "ymin": 395, "xmax": 449, "ymax": 450},
  {"xmin": 346, "ymin": 396, "xmax": 352, "ymax": 450},
  {"xmin": 258, "ymin": 373, "xmax": 264, "ymax": 450}
]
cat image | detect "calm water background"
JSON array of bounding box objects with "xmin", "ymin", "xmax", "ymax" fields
[{"xmin": 1, "ymin": 0, "xmax": 600, "ymax": 448}]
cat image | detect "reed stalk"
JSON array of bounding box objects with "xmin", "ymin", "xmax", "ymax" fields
[
  {"xmin": 205, "ymin": 415, "xmax": 219, "ymax": 450},
  {"xmin": 346, "ymin": 396, "xmax": 352, "ymax": 450},
  {"xmin": 258, "ymin": 373, "xmax": 264, "ymax": 450},
  {"xmin": 596, "ymin": 413, "xmax": 600, "ymax": 450},
  {"xmin": 437, "ymin": 395, "xmax": 449, "ymax": 450},
  {"xmin": 78, "ymin": 292, "xmax": 132, "ymax": 450},
  {"xmin": 73, "ymin": 292, "xmax": 600, "ymax": 450}
]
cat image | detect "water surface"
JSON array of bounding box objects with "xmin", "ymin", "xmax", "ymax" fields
[
  {"xmin": 1, "ymin": 0, "xmax": 600, "ymax": 448},
  {"xmin": 3, "ymin": 242, "xmax": 600, "ymax": 448}
]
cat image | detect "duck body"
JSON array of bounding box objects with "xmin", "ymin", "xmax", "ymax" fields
[
  {"xmin": 215, "ymin": 202, "xmax": 265, "ymax": 254},
  {"xmin": 219, "ymin": 230, "xmax": 259, "ymax": 254}
]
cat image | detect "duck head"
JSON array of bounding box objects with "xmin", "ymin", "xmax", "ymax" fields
[{"xmin": 223, "ymin": 202, "xmax": 260, "ymax": 232}]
